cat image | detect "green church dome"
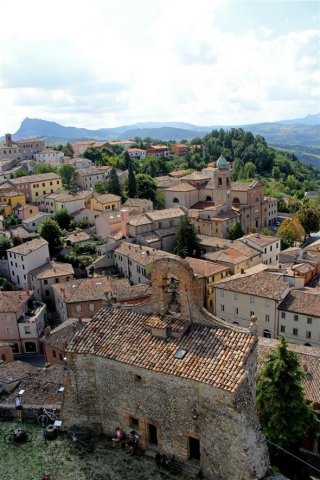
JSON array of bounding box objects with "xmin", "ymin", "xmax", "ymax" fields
[{"xmin": 217, "ymin": 155, "xmax": 227, "ymax": 167}]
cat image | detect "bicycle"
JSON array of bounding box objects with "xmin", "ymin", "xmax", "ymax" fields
[
  {"xmin": 4, "ymin": 427, "xmax": 32, "ymax": 445},
  {"xmin": 69, "ymin": 429, "xmax": 94, "ymax": 453},
  {"xmin": 37, "ymin": 408, "xmax": 59, "ymax": 427},
  {"xmin": 155, "ymin": 453, "xmax": 182, "ymax": 474}
]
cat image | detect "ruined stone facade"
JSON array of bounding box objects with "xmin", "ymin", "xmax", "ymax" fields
[{"xmin": 62, "ymin": 257, "xmax": 269, "ymax": 479}]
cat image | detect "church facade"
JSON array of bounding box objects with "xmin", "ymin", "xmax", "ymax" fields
[{"xmin": 164, "ymin": 156, "xmax": 277, "ymax": 237}]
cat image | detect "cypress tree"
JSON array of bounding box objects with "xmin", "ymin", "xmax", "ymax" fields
[
  {"xmin": 128, "ymin": 160, "xmax": 137, "ymax": 198},
  {"xmin": 107, "ymin": 166, "xmax": 122, "ymax": 196}
]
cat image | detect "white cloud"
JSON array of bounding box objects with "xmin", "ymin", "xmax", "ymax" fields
[{"xmin": 0, "ymin": 0, "xmax": 318, "ymax": 132}]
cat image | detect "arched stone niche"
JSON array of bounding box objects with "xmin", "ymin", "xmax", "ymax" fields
[{"xmin": 151, "ymin": 257, "xmax": 196, "ymax": 319}]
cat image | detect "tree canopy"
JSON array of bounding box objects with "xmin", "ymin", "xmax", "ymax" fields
[
  {"xmin": 174, "ymin": 216, "xmax": 200, "ymax": 258},
  {"xmin": 295, "ymin": 204, "xmax": 320, "ymax": 236},
  {"xmin": 257, "ymin": 336, "xmax": 316, "ymax": 451},
  {"xmin": 277, "ymin": 218, "xmax": 305, "ymax": 249},
  {"xmin": 39, "ymin": 219, "xmax": 63, "ymax": 256},
  {"xmin": 53, "ymin": 208, "xmax": 71, "ymax": 230},
  {"xmin": 59, "ymin": 164, "xmax": 77, "ymax": 189},
  {"xmin": 228, "ymin": 223, "xmax": 244, "ymax": 240},
  {"xmin": 136, "ymin": 174, "xmax": 157, "ymax": 201},
  {"xmin": 107, "ymin": 166, "xmax": 122, "ymax": 196},
  {"xmin": 127, "ymin": 160, "xmax": 137, "ymax": 198}
]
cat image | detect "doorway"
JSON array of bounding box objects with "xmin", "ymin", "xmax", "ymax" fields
[{"xmin": 148, "ymin": 423, "xmax": 158, "ymax": 446}]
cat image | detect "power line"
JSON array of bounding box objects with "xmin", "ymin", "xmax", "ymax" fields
[{"xmin": 267, "ymin": 439, "xmax": 320, "ymax": 475}]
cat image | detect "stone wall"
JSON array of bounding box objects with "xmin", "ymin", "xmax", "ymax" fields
[{"xmin": 62, "ymin": 353, "xmax": 269, "ymax": 479}]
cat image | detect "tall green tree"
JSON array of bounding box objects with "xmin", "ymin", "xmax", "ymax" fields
[
  {"xmin": 0, "ymin": 236, "xmax": 12, "ymax": 257},
  {"xmin": 53, "ymin": 208, "xmax": 71, "ymax": 230},
  {"xmin": 295, "ymin": 204, "xmax": 320, "ymax": 237},
  {"xmin": 128, "ymin": 160, "xmax": 137, "ymax": 198},
  {"xmin": 257, "ymin": 337, "xmax": 316, "ymax": 451},
  {"xmin": 175, "ymin": 216, "xmax": 200, "ymax": 258},
  {"xmin": 59, "ymin": 164, "xmax": 77, "ymax": 189},
  {"xmin": 228, "ymin": 223, "xmax": 244, "ymax": 240},
  {"xmin": 39, "ymin": 219, "xmax": 62, "ymax": 256},
  {"xmin": 136, "ymin": 174, "xmax": 157, "ymax": 201},
  {"xmin": 107, "ymin": 166, "xmax": 122, "ymax": 196}
]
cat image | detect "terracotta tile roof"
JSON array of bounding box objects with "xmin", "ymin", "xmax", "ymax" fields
[
  {"xmin": 129, "ymin": 214, "xmax": 153, "ymax": 226},
  {"xmin": 181, "ymin": 172, "xmax": 209, "ymax": 181},
  {"xmin": 44, "ymin": 190, "xmax": 92, "ymax": 202},
  {"xmin": 66, "ymin": 230, "xmax": 91, "ymax": 245},
  {"xmin": 93, "ymin": 194, "xmax": 121, "ymax": 203},
  {"xmin": 22, "ymin": 212, "xmax": 51, "ymax": 224},
  {"xmin": 108, "ymin": 278, "xmax": 151, "ymax": 301},
  {"xmin": 127, "ymin": 148, "xmax": 146, "ymax": 153},
  {"xmin": 191, "ymin": 201, "xmax": 216, "ymax": 210},
  {"xmin": 145, "ymin": 207, "xmax": 186, "ymax": 221},
  {"xmin": 291, "ymin": 263, "xmax": 314, "ymax": 274},
  {"xmin": 153, "ymin": 226, "xmax": 178, "ymax": 237},
  {"xmin": 52, "ymin": 277, "xmax": 111, "ymax": 303},
  {"xmin": 0, "ymin": 291, "xmax": 31, "ymax": 312},
  {"xmin": 242, "ymin": 233, "xmax": 280, "ymax": 248},
  {"xmin": 198, "ymin": 235, "xmax": 233, "ymax": 249},
  {"xmin": 0, "ymin": 363, "xmax": 65, "ymax": 409},
  {"xmin": 278, "ymin": 288, "xmax": 320, "ymax": 316},
  {"xmin": 44, "ymin": 317, "xmax": 90, "ymax": 351},
  {"xmin": 233, "ymin": 241, "xmax": 262, "ymax": 259},
  {"xmin": 7, "ymin": 237, "xmax": 48, "ymax": 255},
  {"xmin": 305, "ymin": 239, "xmax": 320, "ymax": 253},
  {"xmin": 136, "ymin": 232, "xmax": 160, "ymax": 243},
  {"xmin": 10, "ymin": 173, "xmax": 61, "ymax": 185},
  {"xmin": 115, "ymin": 242, "xmax": 174, "ymax": 267},
  {"xmin": 186, "ymin": 257, "xmax": 229, "ymax": 277},
  {"xmin": 10, "ymin": 226, "xmax": 35, "ymax": 240},
  {"xmin": 67, "ymin": 307, "xmax": 256, "ymax": 393},
  {"xmin": 165, "ymin": 183, "xmax": 197, "ymax": 192},
  {"xmin": 258, "ymin": 338, "xmax": 320, "ymax": 404},
  {"xmin": 203, "ymin": 247, "xmax": 250, "ymax": 265},
  {"xmin": 78, "ymin": 166, "xmax": 111, "ymax": 177},
  {"xmin": 123, "ymin": 198, "xmax": 152, "ymax": 208},
  {"xmin": 29, "ymin": 261, "xmax": 74, "ymax": 280},
  {"xmin": 214, "ymin": 271, "xmax": 289, "ymax": 300}
]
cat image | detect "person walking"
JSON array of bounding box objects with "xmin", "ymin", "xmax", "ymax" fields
[{"xmin": 15, "ymin": 394, "xmax": 23, "ymax": 421}]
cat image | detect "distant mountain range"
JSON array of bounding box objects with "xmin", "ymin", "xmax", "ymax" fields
[{"xmin": 2, "ymin": 114, "xmax": 319, "ymax": 166}]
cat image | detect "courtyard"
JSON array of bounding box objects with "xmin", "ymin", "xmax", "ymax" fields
[{"xmin": 0, "ymin": 421, "xmax": 188, "ymax": 480}]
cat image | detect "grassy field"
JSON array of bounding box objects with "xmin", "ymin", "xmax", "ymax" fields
[{"xmin": 0, "ymin": 421, "xmax": 187, "ymax": 480}]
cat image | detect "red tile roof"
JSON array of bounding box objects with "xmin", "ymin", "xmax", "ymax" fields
[{"xmin": 67, "ymin": 307, "xmax": 256, "ymax": 393}]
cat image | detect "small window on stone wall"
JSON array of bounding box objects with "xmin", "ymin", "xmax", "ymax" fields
[
  {"xmin": 133, "ymin": 374, "xmax": 142, "ymax": 383},
  {"xmin": 129, "ymin": 417, "xmax": 139, "ymax": 429}
]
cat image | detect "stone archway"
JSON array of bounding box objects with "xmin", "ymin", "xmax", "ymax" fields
[{"xmin": 151, "ymin": 257, "xmax": 196, "ymax": 319}]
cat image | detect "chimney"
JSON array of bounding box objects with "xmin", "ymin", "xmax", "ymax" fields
[
  {"xmin": 5, "ymin": 133, "xmax": 12, "ymax": 146},
  {"xmin": 249, "ymin": 314, "xmax": 258, "ymax": 336}
]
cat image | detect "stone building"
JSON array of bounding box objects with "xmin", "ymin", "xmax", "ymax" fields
[{"xmin": 62, "ymin": 257, "xmax": 269, "ymax": 479}]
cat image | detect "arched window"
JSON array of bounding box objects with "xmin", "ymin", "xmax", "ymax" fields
[
  {"xmin": 263, "ymin": 329, "xmax": 271, "ymax": 338},
  {"xmin": 172, "ymin": 197, "xmax": 180, "ymax": 203},
  {"xmin": 233, "ymin": 321, "xmax": 239, "ymax": 325},
  {"xmin": 232, "ymin": 197, "xmax": 240, "ymax": 205},
  {"xmin": 226, "ymin": 177, "xmax": 230, "ymax": 186},
  {"xmin": 256, "ymin": 197, "xmax": 259, "ymax": 202},
  {"xmin": 218, "ymin": 177, "xmax": 222, "ymax": 186},
  {"xmin": 205, "ymin": 196, "xmax": 212, "ymax": 201}
]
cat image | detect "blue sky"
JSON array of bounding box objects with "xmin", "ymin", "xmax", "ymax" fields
[{"xmin": 0, "ymin": 0, "xmax": 319, "ymax": 132}]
